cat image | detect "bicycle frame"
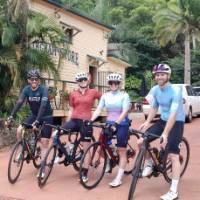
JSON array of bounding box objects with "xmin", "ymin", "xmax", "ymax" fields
[
  {"xmin": 21, "ymin": 123, "xmax": 41, "ymax": 160},
  {"xmin": 45, "ymin": 123, "xmax": 79, "ymax": 165},
  {"xmin": 98, "ymin": 130, "xmax": 119, "ymax": 165}
]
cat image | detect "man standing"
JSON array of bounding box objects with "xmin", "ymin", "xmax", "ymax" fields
[{"xmin": 139, "ymin": 64, "xmax": 185, "ymax": 200}]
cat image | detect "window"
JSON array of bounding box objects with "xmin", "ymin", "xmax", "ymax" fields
[
  {"xmin": 186, "ymin": 85, "xmax": 195, "ymax": 96},
  {"xmin": 62, "ymin": 26, "xmax": 73, "ymax": 44},
  {"xmin": 60, "ymin": 21, "xmax": 82, "ymax": 44}
]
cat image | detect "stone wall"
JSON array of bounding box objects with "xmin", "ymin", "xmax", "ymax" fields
[{"xmin": 0, "ymin": 119, "xmax": 17, "ymax": 149}]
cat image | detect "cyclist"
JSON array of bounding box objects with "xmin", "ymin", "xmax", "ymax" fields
[
  {"xmin": 139, "ymin": 64, "xmax": 185, "ymax": 200},
  {"xmin": 89, "ymin": 73, "xmax": 131, "ymax": 187},
  {"xmin": 6, "ymin": 69, "xmax": 53, "ymax": 177},
  {"xmin": 54, "ymin": 72, "xmax": 101, "ymax": 165}
]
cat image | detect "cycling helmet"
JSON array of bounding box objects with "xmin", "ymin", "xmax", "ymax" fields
[
  {"xmin": 152, "ymin": 64, "xmax": 171, "ymax": 75},
  {"xmin": 75, "ymin": 72, "xmax": 88, "ymax": 82},
  {"xmin": 107, "ymin": 73, "xmax": 122, "ymax": 82},
  {"xmin": 27, "ymin": 69, "xmax": 41, "ymax": 78}
]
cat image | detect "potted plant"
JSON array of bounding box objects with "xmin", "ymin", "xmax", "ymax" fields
[
  {"xmin": 63, "ymin": 90, "xmax": 69, "ymax": 100},
  {"xmin": 48, "ymin": 87, "xmax": 57, "ymax": 100}
]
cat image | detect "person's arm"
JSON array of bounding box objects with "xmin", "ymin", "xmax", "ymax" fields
[
  {"xmin": 35, "ymin": 86, "xmax": 49, "ymax": 122},
  {"xmin": 10, "ymin": 88, "xmax": 26, "ymax": 117},
  {"xmin": 115, "ymin": 93, "xmax": 130, "ymax": 124},
  {"xmin": 94, "ymin": 90, "xmax": 102, "ymax": 100},
  {"xmin": 66, "ymin": 106, "xmax": 73, "ymax": 121},
  {"xmin": 90, "ymin": 95, "xmax": 105, "ymax": 121},
  {"xmin": 146, "ymin": 107, "xmax": 158, "ymax": 124},
  {"xmin": 139, "ymin": 88, "xmax": 159, "ymax": 131}
]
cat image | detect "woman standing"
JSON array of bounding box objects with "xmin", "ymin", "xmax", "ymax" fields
[
  {"xmin": 54, "ymin": 72, "xmax": 101, "ymax": 164},
  {"xmin": 90, "ymin": 73, "xmax": 131, "ymax": 187}
]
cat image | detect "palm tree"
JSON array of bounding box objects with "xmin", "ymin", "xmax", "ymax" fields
[
  {"xmin": 0, "ymin": 0, "xmax": 66, "ymax": 112},
  {"xmin": 153, "ymin": 0, "xmax": 200, "ymax": 84}
]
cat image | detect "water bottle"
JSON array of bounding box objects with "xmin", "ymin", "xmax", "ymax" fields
[
  {"xmin": 68, "ymin": 143, "xmax": 74, "ymax": 155},
  {"xmin": 65, "ymin": 143, "xmax": 74, "ymax": 155}
]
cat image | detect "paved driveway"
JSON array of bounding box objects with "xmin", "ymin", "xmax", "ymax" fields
[{"xmin": 0, "ymin": 114, "xmax": 199, "ymax": 200}]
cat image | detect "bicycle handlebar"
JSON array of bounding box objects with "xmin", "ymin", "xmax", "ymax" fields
[
  {"xmin": 21, "ymin": 123, "xmax": 33, "ymax": 129},
  {"xmin": 129, "ymin": 128, "xmax": 161, "ymax": 139},
  {"xmin": 43, "ymin": 123, "xmax": 71, "ymax": 133}
]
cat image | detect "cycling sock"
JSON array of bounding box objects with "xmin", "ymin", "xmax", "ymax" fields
[
  {"xmin": 170, "ymin": 179, "xmax": 179, "ymax": 193},
  {"xmin": 115, "ymin": 168, "xmax": 124, "ymax": 181}
]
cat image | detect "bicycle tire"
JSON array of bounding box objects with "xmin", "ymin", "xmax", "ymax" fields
[
  {"xmin": 32, "ymin": 137, "xmax": 42, "ymax": 169},
  {"xmin": 72, "ymin": 135, "xmax": 96, "ymax": 171},
  {"xmin": 163, "ymin": 137, "xmax": 190, "ymax": 183},
  {"xmin": 79, "ymin": 142, "xmax": 106, "ymax": 189},
  {"xmin": 125, "ymin": 132, "xmax": 139, "ymax": 174},
  {"xmin": 128, "ymin": 147, "xmax": 146, "ymax": 200},
  {"xmin": 8, "ymin": 141, "xmax": 25, "ymax": 184},
  {"xmin": 38, "ymin": 145, "xmax": 57, "ymax": 188}
]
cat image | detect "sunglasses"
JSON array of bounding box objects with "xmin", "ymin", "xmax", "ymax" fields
[
  {"xmin": 29, "ymin": 78, "xmax": 39, "ymax": 82},
  {"xmin": 108, "ymin": 81, "xmax": 120, "ymax": 85},
  {"xmin": 77, "ymin": 78, "xmax": 88, "ymax": 82}
]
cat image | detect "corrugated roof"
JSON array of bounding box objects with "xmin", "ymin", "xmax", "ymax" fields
[{"xmin": 45, "ymin": 0, "xmax": 114, "ymax": 30}]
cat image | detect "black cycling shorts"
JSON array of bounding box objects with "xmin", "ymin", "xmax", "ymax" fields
[
  {"xmin": 62, "ymin": 118, "xmax": 92, "ymax": 142},
  {"xmin": 147, "ymin": 119, "xmax": 184, "ymax": 154}
]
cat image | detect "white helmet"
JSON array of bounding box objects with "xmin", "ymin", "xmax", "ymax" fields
[
  {"xmin": 107, "ymin": 73, "xmax": 122, "ymax": 82},
  {"xmin": 75, "ymin": 72, "xmax": 88, "ymax": 82}
]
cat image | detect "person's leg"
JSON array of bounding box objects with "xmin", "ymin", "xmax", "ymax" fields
[
  {"xmin": 79, "ymin": 120, "xmax": 93, "ymax": 182},
  {"xmin": 109, "ymin": 125, "xmax": 129, "ymax": 187},
  {"xmin": 140, "ymin": 120, "xmax": 165, "ymax": 177},
  {"xmin": 40, "ymin": 116, "xmax": 53, "ymax": 161},
  {"xmin": 160, "ymin": 121, "xmax": 184, "ymax": 200},
  {"xmin": 54, "ymin": 119, "xmax": 78, "ymax": 163}
]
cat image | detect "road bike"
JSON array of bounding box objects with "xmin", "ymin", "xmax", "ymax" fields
[
  {"xmin": 8, "ymin": 123, "xmax": 42, "ymax": 184},
  {"xmin": 79, "ymin": 123, "xmax": 139, "ymax": 189},
  {"xmin": 37, "ymin": 123, "xmax": 95, "ymax": 187},
  {"xmin": 128, "ymin": 128, "xmax": 190, "ymax": 200}
]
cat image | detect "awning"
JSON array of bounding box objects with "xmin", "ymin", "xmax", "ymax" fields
[
  {"xmin": 87, "ymin": 54, "xmax": 107, "ymax": 67},
  {"xmin": 60, "ymin": 21, "xmax": 82, "ymax": 37}
]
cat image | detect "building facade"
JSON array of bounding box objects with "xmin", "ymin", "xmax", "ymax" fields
[{"xmin": 29, "ymin": 0, "xmax": 130, "ymax": 118}]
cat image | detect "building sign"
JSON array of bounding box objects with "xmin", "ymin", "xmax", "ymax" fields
[{"xmin": 30, "ymin": 42, "xmax": 79, "ymax": 66}]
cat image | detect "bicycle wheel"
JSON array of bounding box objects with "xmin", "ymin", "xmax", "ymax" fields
[
  {"xmin": 32, "ymin": 137, "xmax": 42, "ymax": 169},
  {"xmin": 38, "ymin": 145, "xmax": 57, "ymax": 188},
  {"xmin": 128, "ymin": 147, "xmax": 146, "ymax": 200},
  {"xmin": 125, "ymin": 133, "xmax": 139, "ymax": 174},
  {"xmin": 72, "ymin": 136, "xmax": 96, "ymax": 171},
  {"xmin": 79, "ymin": 142, "xmax": 106, "ymax": 189},
  {"xmin": 8, "ymin": 141, "xmax": 25, "ymax": 184},
  {"xmin": 163, "ymin": 137, "xmax": 190, "ymax": 183}
]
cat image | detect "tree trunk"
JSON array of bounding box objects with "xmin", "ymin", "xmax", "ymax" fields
[{"xmin": 184, "ymin": 33, "xmax": 191, "ymax": 84}]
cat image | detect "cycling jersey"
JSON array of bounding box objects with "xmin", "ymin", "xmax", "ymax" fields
[
  {"xmin": 149, "ymin": 83, "xmax": 185, "ymax": 122},
  {"xmin": 11, "ymin": 85, "xmax": 52, "ymax": 121},
  {"xmin": 69, "ymin": 88, "xmax": 101, "ymax": 120},
  {"xmin": 97, "ymin": 91, "xmax": 130, "ymax": 125}
]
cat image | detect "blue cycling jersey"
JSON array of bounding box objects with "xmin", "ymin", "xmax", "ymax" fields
[
  {"xmin": 97, "ymin": 90, "xmax": 130, "ymax": 125},
  {"xmin": 150, "ymin": 83, "xmax": 185, "ymax": 122}
]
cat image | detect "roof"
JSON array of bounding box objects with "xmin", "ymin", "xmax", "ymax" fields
[
  {"xmin": 45, "ymin": 0, "xmax": 114, "ymax": 30},
  {"xmin": 107, "ymin": 52, "xmax": 131, "ymax": 67}
]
